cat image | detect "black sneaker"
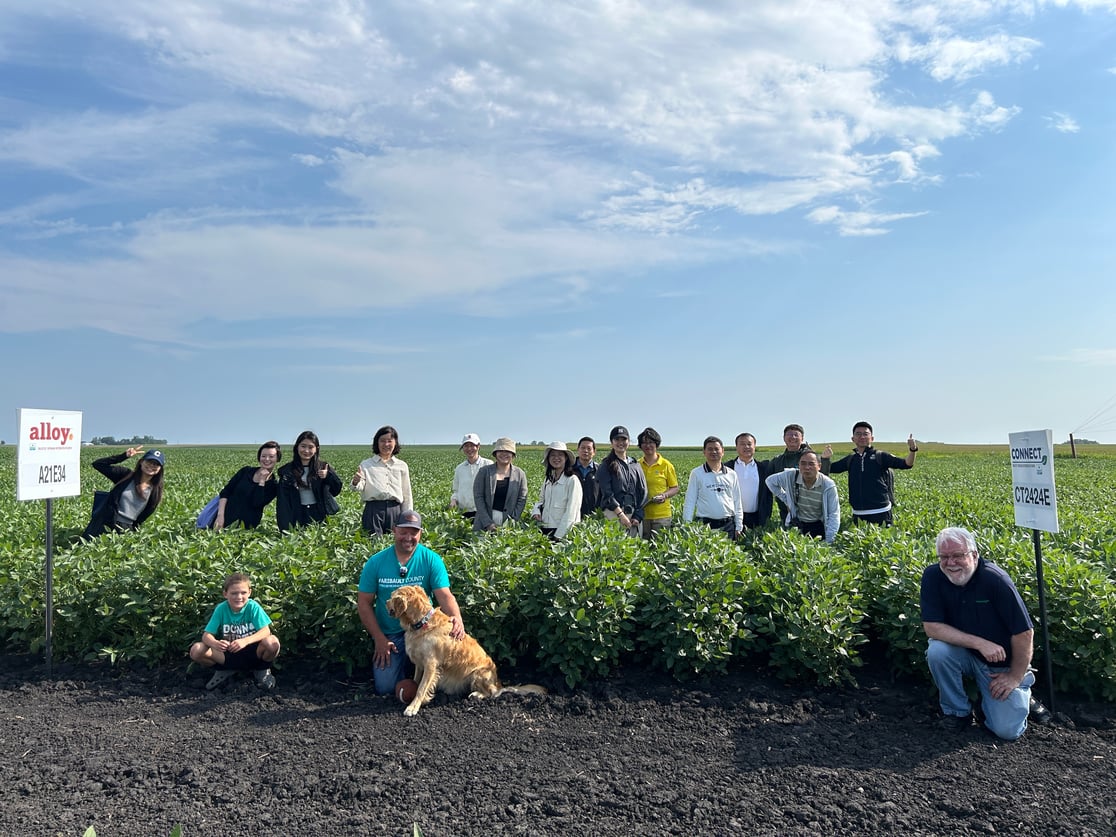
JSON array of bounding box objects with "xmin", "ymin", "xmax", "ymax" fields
[
  {"xmin": 938, "ymin": 713, "xmax": 973, "ymax": 733},
  {"xmin": 1029, "ymin": 698, "xmax": 1053, "ymax": 726}
]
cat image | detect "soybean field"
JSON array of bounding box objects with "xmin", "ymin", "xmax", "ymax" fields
[{"xmin": 2, "ymin": 443, "xmax": 1115, "ymax": 699}]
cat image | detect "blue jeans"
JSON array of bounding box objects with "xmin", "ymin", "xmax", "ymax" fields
[
  {"xmin": 926, "ymin": 639, "xmax": 1034, "ymax": 740},
  {"xmin": 372, "ymin": 631, "xmax": 413, "ymax": 696}
]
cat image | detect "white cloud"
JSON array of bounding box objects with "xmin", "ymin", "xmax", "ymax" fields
[
  {"xmin": 590, "ymin": 175, "xmax": 866, "ymax": 233},
  {"xmin": 896, "ymin": 32, "xmax": 1040, "ymax": 81},
  {"xmin": 1053, "ymin": 348, "xmax": 1116, "ymax": 366},
  {"xmin": 0, "ymin": 0, "xmax": 1105, "ymax": 336},
  {"xmin": 535, "ymin": 327, "xmax": 608, "ymax": 343},
  {"xmin": 1, "ymin": 3, "xmax": 1026, "ymax": 173},
  {"xmin": 1053, "ymin": 0, "xmax": 1116, "ymax": 12},
  {"xmin": 117, "ymin": 1, "xmax": 401, "ymax": 112},
  {"xmin": 292, "ymin": 153, "xmax": 325, "ymax": 167},
  {"xmin": 0, "ymin": 148, "xmax": 711, "ymax": 339},
  {"xmin": 0, "ymin": 103, "xmax": 230, "ymax": 173},
  {"xmin": 1044, "ymin": 111, "xmax": 1080, "ymax": 132},
  {"xmin": 806, "ymin": 205, "xmax": 929, "ymax": 236}
]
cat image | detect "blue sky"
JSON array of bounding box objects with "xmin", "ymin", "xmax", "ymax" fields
[{"xmin": 3, "ymin": 1, "xmax": 1116, "ymax": 448}]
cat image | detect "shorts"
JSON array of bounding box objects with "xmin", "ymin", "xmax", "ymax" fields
[{"xmin": 219, "ymin": 644, "xmax": 268, "ymax": 671}]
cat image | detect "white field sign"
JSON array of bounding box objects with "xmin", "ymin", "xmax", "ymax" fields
[
  {"xmin": 17, "ymin": 408, "xmax": 83, "ymax": 501},
  {"xmin": 1008, "ymin": 429, "xmax": 1059, "ymax": 533}
]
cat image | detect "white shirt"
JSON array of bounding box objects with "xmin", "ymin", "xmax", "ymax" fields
[
  {"xmin": 683, "ymin": 464, "xmax": 743, "ymax": 532},
  {"xmin": 452, "ymin": 456, "xmax": 492, "ymax": 512},
  {"xmin": 531, "ymin": 473, "xmax": 583, "ymax": 539},
  {"xmin": 351, "ymin": 455, "xmax": 413, "ymax": 509},
  {"xmin": 733, "ymin": 459, "xmax": 760, "ymax": 514}
]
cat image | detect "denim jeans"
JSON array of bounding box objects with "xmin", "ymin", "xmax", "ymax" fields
[
  {"xmin": 926, "ymin": 638, "xmax": 1034, "ymax": 740},
  {"xmin": 373, "ymin": 631, "xmax": 413, "ymax": 696}
]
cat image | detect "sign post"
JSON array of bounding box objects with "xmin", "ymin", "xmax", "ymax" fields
[
  {"xmin": 1008, "ymin": 429, "xmax": 1058, "ymax": 713},
  {"xmin": 17, "ymin": 408, "xmax": 83, "ymax": 674}
]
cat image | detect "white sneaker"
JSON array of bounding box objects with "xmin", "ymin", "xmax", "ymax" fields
[
  {"xmin": 206, "ymin": 669, "xmax": 236, "ymax": 690},
  {"xmin": 253, "ymin": 668, "xmax": 276, "ymax": 690}
]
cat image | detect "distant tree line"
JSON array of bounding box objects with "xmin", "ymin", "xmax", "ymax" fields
[
  {"xmin": 89, "ymin": 435, "xmax": 168, "ymax": 446},
  {"xmin": 1066, "ymin": 438, "xmax": 1099, "ymax": 445}
]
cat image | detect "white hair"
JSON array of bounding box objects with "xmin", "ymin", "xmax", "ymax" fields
[{"xmin": 936, "ymin": 527, "xmax": 977, "ymax": 555}]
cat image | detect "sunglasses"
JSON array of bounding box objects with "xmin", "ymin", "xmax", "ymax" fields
[{"xmin": 398, "ymin": 565, "xmax": 409, "ymax": 578}]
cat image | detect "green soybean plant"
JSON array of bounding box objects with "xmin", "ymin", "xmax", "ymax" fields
[
  {"xmin": 527, "ymin": 522, "xmax": 644, "ymax": 687},
  {"xmin": 631, "ymin": 523, "xmax": 762, "ymax": 679},
  {"xmin": 752, "ymin": 528, "xmax": 868, "ymax": 685}
]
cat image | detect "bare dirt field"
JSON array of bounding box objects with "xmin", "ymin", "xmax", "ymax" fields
[{"xmin": 2, "ymin": 653, "xmax": 1115, "ymax": 836}]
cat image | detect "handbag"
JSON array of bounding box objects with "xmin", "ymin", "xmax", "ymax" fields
[
  {"xmin": 322, "ymin": 490, "xmax": 341, "ymax": 516},
  {"xmin": 196, "ymin": 496, "xmax": 220, "ymax": 529}
]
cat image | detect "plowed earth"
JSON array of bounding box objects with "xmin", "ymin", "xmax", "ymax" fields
[{"xmin": 2, "ymin": 654, "xmax": 1115, "ymax": 836}]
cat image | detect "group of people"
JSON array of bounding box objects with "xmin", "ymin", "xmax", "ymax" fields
[
  {"xmin": 517, "ymin": 421, "xmax": 916, "ymax": 544},
  {"xmin": 83, "ymin": 429, "xmax": 1049, "ymax": 741},
  {"xmin": 185, "ymin": 512, "xmax": 1049, "ymax": 742},
  {"xmin": 80, "ymin": 430, "xmax": 346, "ymax": 537},
  {"xmin": 444, "ymin": 424, "xmax": 802, "ymax": 542},
  {"xmin": 82, "ymin": 421, "xmax": 921, "ymax": 545},
  {"xmin": 436, "ymin": 420, "xmax": 918, "ymax": 545}
]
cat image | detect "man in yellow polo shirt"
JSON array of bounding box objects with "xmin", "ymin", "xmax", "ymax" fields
[{"xmin": 638, "ymin": 427, "xmax": 680, "ymax": 541}]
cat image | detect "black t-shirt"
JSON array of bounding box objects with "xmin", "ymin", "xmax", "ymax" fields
[{"xmin": 920, "ymin": 558, "xmax": 1033, "ymax": 666}]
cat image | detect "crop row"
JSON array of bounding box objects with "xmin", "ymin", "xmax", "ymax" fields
[{"xmin": 1, "ymin": 446, "xmax": 1114, "ymax": 698}]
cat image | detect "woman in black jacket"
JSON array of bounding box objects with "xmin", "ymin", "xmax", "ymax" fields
[
  {"xmin": 597, "ymin": 425, "xmax": 648, "ymax": 538},
  {"xmin": 82, "ymin": 447, "xmax": 166, "ymax": 538},
  {"xmin": 213, "ymin": 441, "xmax": 281, "ymax": 530},
  {"xmin": 275, "ymin": 430, "xmax": 342, "ymax": 531}
]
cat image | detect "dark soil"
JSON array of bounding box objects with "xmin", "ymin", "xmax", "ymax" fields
[{"xmin": 2, "ymin": 654, "xmax": 1115, "ymax": 837}]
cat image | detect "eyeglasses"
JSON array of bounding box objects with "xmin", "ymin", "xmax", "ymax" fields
[
  {"xmin": 398, "ymin": 565, "xmax": 409, "ymax": 578},
  {"xmin": 937, "ymin": 551, "xmax": 971, "ymax": 562}
]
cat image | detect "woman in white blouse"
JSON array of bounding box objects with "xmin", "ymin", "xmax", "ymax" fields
[
  {"xmin": 531, "ymin": 442, "xmax": 583, "ymax": 541},
  {"xmin": 350, "ymin": 425, "xmax": 413, "ymax": 534}
]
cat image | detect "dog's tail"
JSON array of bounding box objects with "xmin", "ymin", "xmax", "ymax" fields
[{"xmin": 494, "ymin": 684, "xmax": 548, "ymax": 697}]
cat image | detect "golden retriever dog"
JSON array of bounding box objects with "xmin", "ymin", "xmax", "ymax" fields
[{"xmin": 385, "ymin": 585, "xmax": 545, "ymax": 716}]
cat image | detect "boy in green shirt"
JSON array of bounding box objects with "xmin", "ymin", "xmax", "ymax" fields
[{"xmin": 189, "ymin": 572, "xmax": 280, "ymax": 690}]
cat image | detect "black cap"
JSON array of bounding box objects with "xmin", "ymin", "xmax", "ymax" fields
[
  {"xmin": 395, "ymin": 510, "xmax": 423, "ymax": 530},
  {"xmin": 609, "ymin": 425, "xmax": 630, "ymax": 440}
]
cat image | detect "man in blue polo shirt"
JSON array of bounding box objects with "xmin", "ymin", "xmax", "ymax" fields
[{"xmin": 920, "ymin": 526, "xmax": 1036, "ymax": 740}]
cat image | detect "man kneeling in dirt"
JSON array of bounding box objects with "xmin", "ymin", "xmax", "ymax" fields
[{"xmin": 920, "ymin": 526, "xmax": 1037, "ymax": 739}]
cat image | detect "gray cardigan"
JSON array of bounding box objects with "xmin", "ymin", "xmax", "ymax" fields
[
  {"xmin": 764, "ymin": 468, "xmax": 840, "ymax": 543},
  {"xmin": 472, "ymin": 464, "xmax": 528, "ymax": 532}
]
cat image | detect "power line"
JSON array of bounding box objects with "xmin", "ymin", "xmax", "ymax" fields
[{"xmin": 1073, "ymin": 393, "xmax": 1116, "ymax": 436}]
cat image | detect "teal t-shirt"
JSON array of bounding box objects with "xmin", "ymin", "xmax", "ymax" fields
[
  {"xmin": 357, "ymin": 543, "xmax": 451, "ymax": 635},
  {"xmin": 203, "ymin": 598, "xmax": 272, "ymax": 642}
]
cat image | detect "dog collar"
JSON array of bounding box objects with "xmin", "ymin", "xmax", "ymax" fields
[{"xmin": 411, "ymin": 608, "xmax": 435, "ymax": 631}]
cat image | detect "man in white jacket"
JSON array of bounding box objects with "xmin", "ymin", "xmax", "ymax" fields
[
  {"xmin": 449, "ymin": 433, "xmax": 492, "ymax": 520},
  {"xmin": 765, "ymin": 450, "xmax": 840, "ymax": 543}
]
